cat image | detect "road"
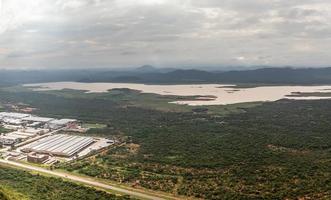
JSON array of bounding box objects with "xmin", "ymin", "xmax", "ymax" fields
[{"xmin": 0, "ymin": 159, "xmax": 168, "ymax": 200}]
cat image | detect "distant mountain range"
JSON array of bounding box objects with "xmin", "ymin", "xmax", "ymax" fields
[
  {"xmin": 2, "ymin": 66, "xmax": 331, "ymax": 85},
  {"xmin": 81, "ymin": 66, "xmax": 331, "ymax": 85}
]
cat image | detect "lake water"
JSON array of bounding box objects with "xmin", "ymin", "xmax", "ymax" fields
[{"xmin": 24, "ymin": 82, "xmax": 331, "ymax": 106}]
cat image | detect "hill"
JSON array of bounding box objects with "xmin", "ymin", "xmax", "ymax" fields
[
  {"xmin": 2, "ymin": 67, "xmax": 331, "ymax": 85},
  {"xmin": 81, "ymin": 67, "xmax": 331, "ymax": 85}
]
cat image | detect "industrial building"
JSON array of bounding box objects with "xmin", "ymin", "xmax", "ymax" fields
[
  {"xmin": 22, "ymin": 134, "xmax": 95, "ymax": 157},
  {"xmin": 0, "ymin": 112, "xmax": 81, "ymax": 146},
  {"xmin": 27, "ymin": 152, "xmax": 49, "ymax": 164},
  {"xmin": 0, "ymin": 112, "xmax": 31, "ymax": 120},
  {"xmin": 47, "ymin": 119, "xmax": 77, "ymax": 130},
  {"xmin": 22, "ymin": 116, "xmax": 54, "ymax": 123},
  {"xmin": 0, "ymin": 128, "xmax": 47, "ymax": 146},
  {"xmin": 0, "ymin": 112, "xmax": 112, "ymax": 164},
  {"xmin": 0, "ymin": 135, "xmax": 22, "ymax": 145},
  {"xmin": 0, "ymin": 112, "xmax": 78, "ymax": 130}
]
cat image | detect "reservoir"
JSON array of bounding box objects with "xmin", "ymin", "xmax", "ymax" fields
[{"xmin": 24, "ymin": 82, "xmax": 331, "ymax": 106}]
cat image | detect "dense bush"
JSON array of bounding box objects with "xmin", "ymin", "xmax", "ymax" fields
[{"xmin": 0, "ymin": 166, "xmax": 132, "ymax": 200}]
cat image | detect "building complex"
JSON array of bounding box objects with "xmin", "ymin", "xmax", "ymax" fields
[{"xmin": 0, "ymin": 112, "xmax": 114, "ymax": 164}]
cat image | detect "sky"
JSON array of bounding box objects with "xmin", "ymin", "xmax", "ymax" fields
[{"xmin": 0, "ymin": 0, "xmax": 330, "ymax": 69}]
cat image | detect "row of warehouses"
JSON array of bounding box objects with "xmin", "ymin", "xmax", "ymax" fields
[
  {"xmin": 0, "ymin": 112, "xmax": 77, "ymax": 130},
  {"xmin": 0, "ymin": 112, "xmax": 112, "ymax": 163},
  {"xmin": 0, "ymin": 112, "xmax": 78, "ymax": 146},
  {"xmin": 0, "ymin": 129, "xmax": 45, "ymax": 145}
]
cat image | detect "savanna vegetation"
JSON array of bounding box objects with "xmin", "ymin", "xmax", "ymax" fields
[
  {"xmin": 0, "ymin": 165, "xmax": 132, "ymax": 200},
  {"xmin": 0, "ymin": 85, "xmax": 331, "ymax": 199}
]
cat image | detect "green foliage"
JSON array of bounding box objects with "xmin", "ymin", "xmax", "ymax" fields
[
  {"xmin": 0, "ymin": 190, "xmax": 9, "ymax": 200},
  {"xmin": 0, "ymin": 185, "xmax": 28, "ymax": 200},
  {"xmin": 0, "ymin": 127, "xmax": 11, "ymax": 134},
  {"xmin": 0, "ymin": 166, "xmax": 131, "ymax": 200},
  {"xmin": 59, "ymin": 99, "xmax": 331, "ymax": 199}
]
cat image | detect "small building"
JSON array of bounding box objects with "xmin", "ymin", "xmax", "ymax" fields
[
  {"xmin": 7, "ymin": 152, "xmax": 22, "ymax": 161},
  {"xmin": 20, "ymin": 128, "xmax": 45, "ymax": 135},
  {"xmin": 3, "ymin": 124, "xmax": 21, "ymax": 130},
  {"xmin": 47, "ymin": 119, "xmax": 78, "ymax": 130},
  {"xmin": 27, "ymin": 152, "xmax": 49, "ymax": 164},
  {"xmin": 8, "ymin": 131, "xmax": 35, "ymax": 139},
  {"xmin": 2, "ymin": 118, "xmax": 24, "ymax": 125},
  {"xmin": 27, "ymin": 122, "xmax": 42, "ymax": 128},
  {"xmin": 0, "ymin": 135, "xmax": 21, "ymax": 145}
]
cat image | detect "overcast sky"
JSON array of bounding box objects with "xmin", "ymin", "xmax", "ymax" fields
[{"xmin": 0, "ymin": 0, "xmax": 330, "ymax": 69}]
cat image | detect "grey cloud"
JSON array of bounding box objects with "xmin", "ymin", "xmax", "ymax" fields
[{"xmin": 0, "ymin": 0, "xmax": 330, "ymax": 69}]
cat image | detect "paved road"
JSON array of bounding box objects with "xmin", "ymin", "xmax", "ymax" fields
[{"xmin": 0, "ymin": 159, "xmax": 167, "ymax": 200}]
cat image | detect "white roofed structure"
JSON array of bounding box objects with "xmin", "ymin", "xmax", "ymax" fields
[
  {"xmin": 22, "ymin": 116, "xmax": 54, "ymax": 123},
  {"xmin": 0, "ymin": 112, "xmax": 31, "ymax": 119},
  {"xmin": 49, "ymin": 119, "xmax": 77, "ymax": 125},
  {"xmin": 22, "ymin": 134, "xmax": 95, "ymax": 157}
]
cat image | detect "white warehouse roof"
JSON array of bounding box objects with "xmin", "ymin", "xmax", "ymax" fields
[
  {"xmin": 22, "ymin": 134, "xmax": 94, "ymax": 157},
  {"xmin": 0, "ymin": 112, "xmax": 31, "ymax": 119},
  {"xmin": 49, "ymin": 119, "xmax": 77, "ymax": 125},
  {"xmin": 23, "ymin": 116, "xmax": 54, "ymax": 123}
]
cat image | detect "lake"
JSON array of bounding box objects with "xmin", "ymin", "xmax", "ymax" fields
[{"xmin": 24, "ymin": 82, "xmax": 331, "ymax": 106}]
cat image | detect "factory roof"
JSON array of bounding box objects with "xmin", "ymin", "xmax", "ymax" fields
[
  {"xmin": 6, "ymin": 133, "xmax": 28, "ymax": 139},
  {"xmin": 49, "ymin": 119, "xmax": 77, "ymax": 125},
  {"xmin": 23, "ymin": 116, "xmax": 54, "ymax": 123},
  {"xmin": 0, "ymin": 112, "xmax": 31, "ymax": 119},
  {"xmin": 0, "ymin": 135, "xmax": 21, "ymax": 140},
  {"xmin": 10, "ymin": 131, "xmax": 36, "ymax": 137},
  {"xmin": 23, "ymin": 134, "xmax": 94, "ymax": 157},
  {"xmin": 2, "ymin": 118, "xmax": 23, "ymax": 124}
]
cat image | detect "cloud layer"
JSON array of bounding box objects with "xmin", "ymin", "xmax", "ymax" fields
[{"xmin": 0, "ymin": 0, "xmax": 330, "ymax": 69}]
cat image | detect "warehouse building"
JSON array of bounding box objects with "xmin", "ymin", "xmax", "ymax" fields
[
  {"xmin": 22, "ymin": 134, "xmax": 95, "ymax": 157},
  {"xmin": 0, "ymin": 112, "xmax": 31, "ymax": 120},
  {"xmin": 0, "ymin": 112, "xmax": 77, "ymax": 129},
  {"xmin": 22, "ymin": 116, "xmax": 54, "ymax": 124}
]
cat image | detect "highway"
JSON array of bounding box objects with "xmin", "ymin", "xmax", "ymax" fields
[{"xmin": 0, "ymin": 159, "xmax": 169, "ymax": 200}]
